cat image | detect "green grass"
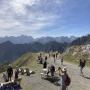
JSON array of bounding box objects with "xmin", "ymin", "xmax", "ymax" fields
[
  {"xmin": 0, "ymin": 62, "xmax": 9, "ymax": 73},
  {"xmin": 13, "ymin": 52, "xmax": 43, "ymax": 90},
  {"xmin": 13, "ymin": 53, "xmax": 32, "ymax": 68},
  {"xmin": 13, "ymin": 52, "xmax": 43, "ymax": 73},
  {"xmin": 63, "ymin": 52, "xmax": 90, "ymax": 67}
]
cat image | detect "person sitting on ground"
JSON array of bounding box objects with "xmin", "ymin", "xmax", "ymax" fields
[
  {"xmin": 79, "ymin": 59, "xmax": 86, "ymax": 76},
  {"xmin": 7, "ymin": 64, "xmax": 13, "ymax": 81},
  {"xmin": 2, "ymin": 72, "xmax": 8, "ymax": 82},
  {"xmin": 59, "ymin": 67, "xmax": 71, "ymax": 90}
]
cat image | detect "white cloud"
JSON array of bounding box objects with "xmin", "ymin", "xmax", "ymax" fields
[
  {"xmin": 0, "ymin": 19, "xmax": 21, "ymax": 30},
  {"xmin": 0, "ymin": 0, "xmax": 63, "ymax": 37},
  {"xmin": 10, "ymin": 0, "xmax": 40, "ymax": 14}
]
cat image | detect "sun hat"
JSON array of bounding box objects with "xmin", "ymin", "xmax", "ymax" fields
[{"xmin": 62, "ymin": 67, "xmax": 67, "ymax": 72}]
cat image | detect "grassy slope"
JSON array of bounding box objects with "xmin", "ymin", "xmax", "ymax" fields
[
  {"xmin": 63, "ymin": 46, "xmax": 90, "ymax": 67},
  {"xmin": 13, "ymin": 52, "xmax": 43, "ymax": 90}
]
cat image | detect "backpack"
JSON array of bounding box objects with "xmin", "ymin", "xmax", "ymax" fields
[
  {"xmin": 65, "ymin": 74, "xmax": 71, "ymax": 86},
  {"xmin": 51, "ymin": 65, "xmax": 55, "ymax": 72}
]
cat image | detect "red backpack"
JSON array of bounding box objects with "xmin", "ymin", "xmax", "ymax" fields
[{"xmin": 65, "ymin": 74, "xmax": 71, "ymax": 86}]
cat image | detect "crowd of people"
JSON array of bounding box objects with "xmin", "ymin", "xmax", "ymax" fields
[
  {"xmin": 37, "ymin": 52, "xmax": 87, "ymax": 90},
  {"xmin": 37, "ymin": 53, "xmax": 71, "ymax": 90},
  {"xmin": 0, "ymin": 52, "xmax": 87, "ymax": 90}
]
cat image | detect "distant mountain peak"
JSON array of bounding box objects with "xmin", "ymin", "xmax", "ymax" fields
[{"xmin": 0, "ymin": 35, "xmax": 77, "ymax": 44}]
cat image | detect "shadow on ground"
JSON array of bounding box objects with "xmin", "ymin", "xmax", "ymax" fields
[
  {"xmin": 83, "ymin": 75, "xmax": 90, "ymax": 79},
  {"xmin": 43, "ymin": 76, "xmax": 60, "ymax": 86}
]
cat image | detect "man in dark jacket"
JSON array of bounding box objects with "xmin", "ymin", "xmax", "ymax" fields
[
  {"xmin": 79, "ymin": 59, "xmax": 86, "ymax": 76},
  {"xmin": 43, "ymin": 60, "xmax": 47, "ymax": 69},
  {"xmin": 50, "ymin": 65, "xmax": 55, "ymax": 78},
  {"xmin": 7, "ymin": 64, "xmax": 13, "ymax": 81}
]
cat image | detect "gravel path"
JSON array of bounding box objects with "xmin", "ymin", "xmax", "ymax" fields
[
  {"xmin": 21, "ymin": 57, "xmax": 90, "ymax": 90},
  {"xmin": 0, "ymin": 57, "xmax": 90, "ymax": 90}
]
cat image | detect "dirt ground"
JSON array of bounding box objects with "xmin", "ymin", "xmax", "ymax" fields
[{"xmin": 1, "ymin": 56, "xmax": 90, "ymax": 90}]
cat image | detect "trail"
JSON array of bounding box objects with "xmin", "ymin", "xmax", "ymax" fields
[
  {"xmin": 0, "ymin": 56, "xmax": 90, "ymax": 90},
  {"xmin": 21, "ymin": 57, "xmax": 90, "ymax": 90}
]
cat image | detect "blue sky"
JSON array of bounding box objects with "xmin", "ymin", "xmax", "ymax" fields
[{"xmin": 0, "ymin": 0, "xmax": 90, "ymax": 38}]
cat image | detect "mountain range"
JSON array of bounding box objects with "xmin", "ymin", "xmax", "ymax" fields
[
  {"xmin": 0, "ymin": 35, "xmax": 76, "ymax": 44},
  {"xmin": 0, "ymin": 41, "xmax": 68, "ymax": 65},
  {"xmin": 0, "ymin": 34, "xmax": 90, "ymax": 65},
  {"xmin": 71, "ymin": 34, "xmax": 90, "ymax": 45}
]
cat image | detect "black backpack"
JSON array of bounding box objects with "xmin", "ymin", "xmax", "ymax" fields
[
  {"xmin": 65, "ymin": 74, "xmax": 71, "ymax": 86},
  {"xmin": 51, "ymin": 65, "xmax": 55, "ymax": 72}
]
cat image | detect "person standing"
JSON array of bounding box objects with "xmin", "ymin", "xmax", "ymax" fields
[
  {"xmin": 14, "ymin": 67, "xmax": 19, "ymax": 80},
  {"xmin": 53, "ymin": 54, "xmax": 56, "ymax": 63},
  {"xmin": 45, "ymin": 56, "xmax": 48, "ymax": 61},
  {"xmin": 59, "ymin": 67, "xmax": 71, "ymax": 90},
  {"xmin": 61, "ymin": 57, "xmax": 64, "ymax": 66},
  {"xmin": 79, "ymin": 59, "xmax": 86, "ymax": 76},
  {"xmin": 7, "ymin": 64, "xmax": 13, "ymax": 81},
  {"xmin": 56, "ymin": 53, "xmax": 58, "ymax": 59},
  {"xmin": 43, "ymin": 60, "xmax": 47, "ymax": 69},
  {"xmin": 50, "ymin": 65, "xmax": 55, "ymax": 78}
]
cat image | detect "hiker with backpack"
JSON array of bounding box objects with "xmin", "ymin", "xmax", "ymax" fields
[
  {"xmin": 59, "ymin": 67, "xmax": 71, "ymax": 90},
  {"xmin": 7, "ymin": 64, "xmax": 13, "ymax": 81},
  {"xmin": 79, "ymin": 59, "xmax": 86, "ymax": 76}
]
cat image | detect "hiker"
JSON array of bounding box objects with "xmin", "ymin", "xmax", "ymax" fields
[
  {"xmin": 7, "ymin": 64, "xmax": 13, "ymax": 81},
  {"xmin": 59, "ymin": 67, "xmax": 71, "ymax": 90},
  {"xmin": 40, "ymin": 53, "xmax": 42, "ymax": 57},
  {"xmin": 14, "ymin": 67, "xmax": 19, "ymax": 81},
  {"xmin": 43, "ymin": 60, "xmax": 47, "ymax": 69},
  {"xmin": 40, "ymin": 56, "xmax": 43, "ymax": 64},
  {"xmin": 56, "ymin": 53, "xmax": 58, "ymax": 59},
  {"xmin": 49, "ymin": 53, "xmax": 51, "ymax": 58},
  {"xmin": 45, "ymin": 56, "xmax": 48, "ymax": 61},
  {"xmin": 50, "ymin": 65, "xmax": 55, "ymax": 78},
  {"xmin": 53, "ymin": 54, "xmax": 56, "ymax": 63},
  {"xmin": 38, "ymin": 56, "xmax": 40, "ymax": 62},
  {"xmin": 47, "ymin": 66, "xmax": 51, "ymax": 75},
  {"xmin": 58, "ymin": 67, "xmax": 62, "ymax": 76},
  {"xmin": 61, "ymin": 57, "xmax": 64, "ymax": 66},
  {"xmin": 79, "ymin": 59, "xmax": 86, "ymax": 76},
  {"xmin": 2, "ymin": 72, "xmax": 8, "ymax": 82}
]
